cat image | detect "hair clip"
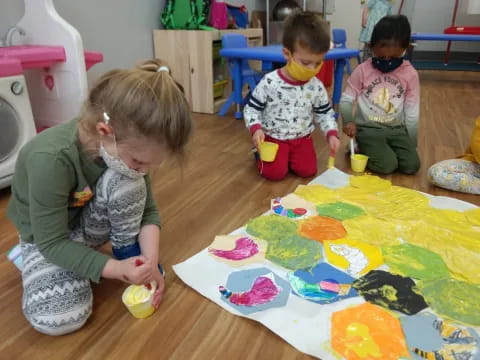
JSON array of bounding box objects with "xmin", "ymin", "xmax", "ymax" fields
[
  {"xmin": 157, "ymin": 66, "xmax": 169, "ymax": 73},
  {"xmin": 103, "ymin": 112, "xmax": 110, "ymax": 124}
]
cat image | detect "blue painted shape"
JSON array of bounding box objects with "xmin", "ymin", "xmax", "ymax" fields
[
  {"xmin": 400, "ymin": 312, "xmax": 480, "ymax": 360},
  {"xmin": 401, "ymin": 313, "xmax": 444, "ymax": 358},
  {"xmin": 290, "ymin": 262, "xmax": 357, "ymax": 304},
  {"xmin": 220, "ymin": 267, "xmax": 291, "ymax": 315}
]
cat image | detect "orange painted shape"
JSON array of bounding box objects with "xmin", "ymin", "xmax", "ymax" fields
[
  {"xmin": 331, "ymin": 302, "xmax": 410, "ymax": 360},
  {"xmin": 297, "ymin": 215, "xmax": 346, "ymax": 242}
]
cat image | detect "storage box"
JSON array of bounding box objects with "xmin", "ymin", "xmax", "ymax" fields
[
  {"xmin": 213, "ymin": 41, "xmax": 222, "ymax": 61},
  {"xmin": 213, "ymin": 80, "xmax": 228, "ymax": 98}
]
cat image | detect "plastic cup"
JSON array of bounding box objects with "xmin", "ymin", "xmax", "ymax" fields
[
  {"xmin": 122, "ymin": 282, "xmax": 156, "ymax": 319},
  {"xmin": 351, "ymin": 154, "xmax": 369, "ymax": 173},
  {"xmin": 259, "ymin": 141, "xmax": 279, "ymax": 162}
]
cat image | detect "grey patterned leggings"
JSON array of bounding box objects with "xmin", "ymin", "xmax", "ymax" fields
[
  {"xmin": 428, "ymin": 159, "xmax": 480, "ymax": 195},
  {"xmin": 21, "ymin": 168, "xmax": 146, "ymax": 335}
]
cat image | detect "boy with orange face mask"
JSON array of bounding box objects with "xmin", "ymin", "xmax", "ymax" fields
[{"xmin": 243, "ymin": 11, "xmax": 340, "ymax": 181}]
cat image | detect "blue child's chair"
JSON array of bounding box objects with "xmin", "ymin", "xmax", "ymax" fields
[
  {"xmin": 218, "ymin": 33, "xmax": 264, "ymax": 117},
  {"xmin": 332, "ymin": 28, "xmax": 362, "ymax": 74}
]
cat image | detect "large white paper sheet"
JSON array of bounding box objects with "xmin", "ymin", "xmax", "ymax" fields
[{"xmin": 173, "ymin": 169, "xmax": 479, "ymax": 359}]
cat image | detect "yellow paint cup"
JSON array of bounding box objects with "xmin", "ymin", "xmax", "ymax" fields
[
  {"xmin": 351, "ymin": 154, "xmax": 369, "ymax": 173},
  {"xmin": 122, "ymin": 282, "xmax": 156, "ymax": 319},
  {"xmin": 259, "ymin": 141, "xmax": 279, "ymax": 162}
]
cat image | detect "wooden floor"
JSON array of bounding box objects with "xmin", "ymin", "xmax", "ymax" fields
[{"xmin": 1, "ymin": 70, "xmax": 480, "ymax": 359}]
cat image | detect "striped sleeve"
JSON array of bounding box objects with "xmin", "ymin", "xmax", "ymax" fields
[
  {"xmin": 404, "ymin": 70, "xmax": 420, "ymax": 147},
  {"xmin": 313, "ymin": 82, "xmax": 338, "ymax": 137},
  {"xmin": 243, "ymin": 77, "xmax": 268, "ymax": 131}
]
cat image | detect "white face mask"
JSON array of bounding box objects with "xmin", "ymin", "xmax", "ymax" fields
[
  {"xmin": 99, "ymin": 111, "xmax": 146, "ymax": 179},
  {"xmin": 99, "ymin": 143, "xmax": 146, "ymax": 179}
]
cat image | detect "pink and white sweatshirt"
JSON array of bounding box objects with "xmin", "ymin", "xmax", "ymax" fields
[{"xmin": 340, "ymin": 59, "xmax": 420, "ymax": 145}]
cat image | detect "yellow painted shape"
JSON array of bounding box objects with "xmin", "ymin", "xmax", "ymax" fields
[
  {"xmin": 365, "ymin": 186, "xmax": 432, "ymax": 221},
  {"xmin": 380, "ymin": 285, "xmax": 398, "ymax": 301},
  {"xmin": 416, "ymin": 208, "xmax": 480, "ymax": 247},
  {"xmin": 365, "ymin": 200, "xmax": 429, "ymax": 222},
  {"xmin": 294, "ymin": 184, "xmax": 339, "ymax": 204},
  {"xmin": 345, "ymin": 322, "xmax": 383, "ymax": 358},
  {"xmin": 337, "ymin": 186, "xmax": 381, "ymax": 205},
  {"xmin": 378, "ymin": 186, "xmax": 430, "ymax": 205},
  {"xmin": 424, "ymin": 208, "xmax": 467, "ymax": 225},
  {"xmin": 409, "ymin": 221, "xmax": 480, "ymax": 284},
  {"xmin": 342, "ymin": 215, "xmax": 408, "ymax": 246},
  {"xmin": 465, "ymin": 208, "xmax": 480, "ymax": 226},
  {"xmin": 350, "ymin": 175, "xmax": 392, "ymax": 192},
  {"xmin": 324, "ymin": 237, "xmax": 384, "ymax": 276}
]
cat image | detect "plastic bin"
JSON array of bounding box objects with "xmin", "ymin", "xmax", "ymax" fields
[
  {"xmin": 213, "ymin": 80, "xmax": 228, "ymax": 98},
  {"xmin": 213, "ymin": 42, "xmax": 222, "ymax": 61}
]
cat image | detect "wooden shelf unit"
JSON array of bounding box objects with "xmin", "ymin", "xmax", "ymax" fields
[{"xmin": 153, "ymin": 28, "xmax": 263, "ymax": 114}]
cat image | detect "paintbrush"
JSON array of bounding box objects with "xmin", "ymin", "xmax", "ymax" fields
[
  {"xmin": 328, "ymin": 149, "xmax": 335, "ymax": 169},
  {"xmin": 350, "ymin": 138, "xmax": 355, "ymax": 158}
]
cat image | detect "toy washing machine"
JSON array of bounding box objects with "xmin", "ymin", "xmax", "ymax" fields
[{"xmin": 0, "ymin": 64, "xmax": 36, "ymax": 189}]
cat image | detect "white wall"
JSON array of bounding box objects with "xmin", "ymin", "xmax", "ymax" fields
[
  {"xmin": 0, "ymin": 0, "xmax": 165, "ymax": 83},
  {"xmin": 327, "ymin": 0, "xmax": 363, "ymax": 49},
  {"xmin": 247, "ymin": 0, "xmax": 480, "ymax": 52},
  {"xmin": 406, "ymin": 0, "xmax": 480, "ymax": 52}
]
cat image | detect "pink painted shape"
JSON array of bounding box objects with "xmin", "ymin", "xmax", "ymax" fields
[
  {"xmin": 209, "ymin": 237, "xmax": 259, "ymax": 260},
  {"xmin": 229, "ymin": 276, "xmax": 280, "ymax": 306},
  {"xmin": 320, "ymin": 280, "xmax": 340, "ymax": 293}
]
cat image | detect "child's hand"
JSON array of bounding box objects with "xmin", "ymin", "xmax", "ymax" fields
[
  {"xmin": 252, "ymin": 129, "xmax": 265, "ymax": 150},
  {"xmin": 120, "ymin": 256, "xmax": 153, "ymax": 285},
  {"xmin": 151, "ymin": 267, "xmax": 165, "ymax": 308},
  {"xmin": 328, "ymin": 135, "xmax": 341, "ymax": 153},
  {"xmin": 343, "ymin": 123, "xmax": 357, "ymax": 137}
]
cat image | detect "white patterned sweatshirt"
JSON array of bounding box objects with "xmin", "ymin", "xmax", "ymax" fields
[{"xmin": 243, "ymin": 69, "xmax": 338, "ymax": 140}]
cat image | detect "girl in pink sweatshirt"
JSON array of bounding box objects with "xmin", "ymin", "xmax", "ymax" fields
[{"xmin": 340, "ymin": 15, "xmax": 420, "ymax": 175}]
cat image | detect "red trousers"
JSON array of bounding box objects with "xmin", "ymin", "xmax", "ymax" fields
[{"xmin": 258, "ymin": 135, "xmax": 317, "ymax": 181}]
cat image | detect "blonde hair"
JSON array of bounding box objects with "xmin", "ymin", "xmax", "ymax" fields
[{"xmin": 78, "ymin": 59, "xmax": 192, "ymax": 157}]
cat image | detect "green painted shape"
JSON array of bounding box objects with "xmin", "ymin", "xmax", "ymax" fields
[
  {"xmin": 246, "ymin": 214, "xmax": 298, "ymax": 242},
  {"xmin": 266, "ymin": 234, "xmax": 323, "ymax": 270},
  {"xmin": 316, "ymin": 202, "xmax": 365, "ymax": 221},
  {"xmin": 420, "ymin": 278, "xmax": 480, "ymax": 326},
  {"xmin": 382, "ymin": 243, "xmax": 450, "ymax": 281}
]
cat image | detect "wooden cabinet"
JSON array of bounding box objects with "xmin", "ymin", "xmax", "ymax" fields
[{"xmin": 153, "ymin": 29, "xmax": 263, "ymax": 114}]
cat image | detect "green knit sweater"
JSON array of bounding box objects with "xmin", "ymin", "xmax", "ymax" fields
[{"xmin": 7, "ymin": 119, "xmax": 161, "ymax": 283}]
